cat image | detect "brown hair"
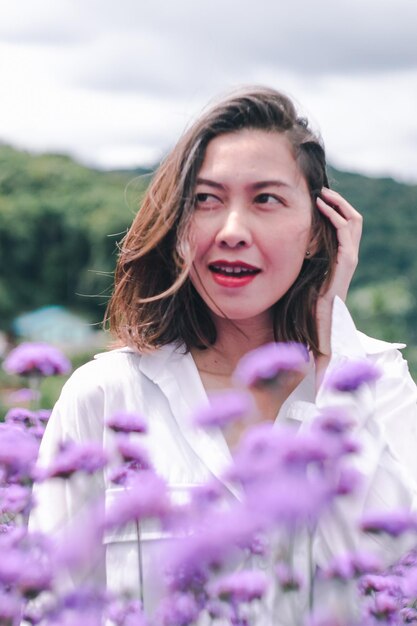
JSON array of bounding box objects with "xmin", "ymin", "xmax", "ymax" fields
[{"xmin": 106, "ymin": 87, "xmax": 338, "ymax": 355}]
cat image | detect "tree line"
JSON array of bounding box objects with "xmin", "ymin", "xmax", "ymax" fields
[{"xmin": 0, "ymin": 144, "xmax": 416, "ymax": 374}]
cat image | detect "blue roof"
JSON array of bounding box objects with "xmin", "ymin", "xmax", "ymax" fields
[{"xmin": 13, "ymin": 306, "xmax": 95, "ymax": 343}]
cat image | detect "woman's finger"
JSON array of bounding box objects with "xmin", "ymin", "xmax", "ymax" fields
[
  {"xmin": 316, "ymin": 196, "xmax": 363, "ymax": 245},
  {"xmin": 319, "ymin": 187, "xmax": 362, "ymax": 220}
]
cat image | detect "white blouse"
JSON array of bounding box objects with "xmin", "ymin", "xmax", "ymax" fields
[{"xmin": 30, "ymin": 297, "xmax": 417, "ymax": 617}]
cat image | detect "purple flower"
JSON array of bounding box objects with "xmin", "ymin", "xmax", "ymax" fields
[
  {"xmin": 105, "ymin": 471, "xmax": 170, "ymax": 529},
  {"xmin": 365, "ymin": 592, "xmax": 399, "ymax": 620},
  {"xmin": 228, "ymin": 423, "xmax": 341, "ymax": 488},
  {"xmin": 205, "ymin": 599, "xmax": 232, "ymax": 620},
  {"xmin": 40, "ymin": 441, "xmax": 108, "ymax": 480},
  {"xmin": 18, "ymin": 558, "xmax": 54, "ymax": 598},
  {"xmin": 44, "ymin": 611, "xmax": 103, "ymax": 626},
  {"xmin": 0, "ymin": 545, "xmax": 53, "ymax": 598},
  {"xmin": 5, "ymin": 387, "xmax": 41, "ymax": 405},
  {"xmin": 35, "ymin": 409, "xmax": 52, "ymax": 424},
  {"xmin": 9, "ymin": 410, "xmax": 50, "ymax": 442},
  {"xmin": 312, "ymin": 408, "xmax": 355, "ymax": 436},
  {"xmin": 321, "ymin": 551, "xmax": 383, "ymax": 581},
  {"xmin": 0, "ymin": 589, "xmax": 22, "ymax": 620},
  {"xmin": 3, "ymin": 341, "xmax": 71, "ymax": 377},
  {"xmin": 190, "ymin": 482, "xmax": 223, "ymax": 510},
  {"xmin": 326, "ymin": 359, "xmax": 381, "ymax": 393},
  {"xmin": 398, "ymin": 548, "xmax": 417, "ymax": 568},
  {"xmin": 165, "ymin": 508, "xmax": 258, "ymax": 593},
  {"xmin": 0, "ymin": 484, "xmax": 33, "ymax": 516},
  {"xmin": 209, "ymin": 570, "xmax": 268, "ymax": 603},
  {"xmin": 275, "ymin": 562, "xmax": 303, "ymax": 591},
  {"xmin": 4, "ymin": 407, "xmax": 36, "ymax": 428},
  {"xmin": 224, "ymin": 424, "xmax": 344, "ymax": 526},
  {"xmin": 0, "ymin": 548, "xmax": 23, "ymax": 586},
  {"xmin": 115, "ymin": 436, "xmax": 152, "ymax": 470},
  {"xmin": 0, "ymin": 525, "xmax": 26, "ymax": 548},
  {"xmin": 226, "ymin": 423, "xmax": 282, "ymax": 483},
  {"xmin": 247, "ymin": 534, "xmax": 268, "ymax": 557},
  {"xmin": 108, "ymin": 465, "xmax": 132, "ymax": 486},
  {"xmin": 0, "ymin": 423, "xmax": 39, "ymax": 482},
  {"xmin": 156, "ymin": 593, "xmax": 200, "ymax": 626},
  {"xmin": 107, "ymin": 599, "xmax": 147, "ymax": 626},
  {"xmin": 60, "ymin": 586, "xmax": 110, "ymax": 613},
  {"xmin": 55, "ymin": 505, "xmax": 104, "ymax": 573},
  {"xmin": 360, "ymin": 509, "xmax": 417, "ymax": 537},
  {"xmin": 245, "ymin": 470, "xmax": 331, "ymax": 528},
  {"xmin": 400, "ymin": 607, "xmax": 417, "ymax": 623},
  {"xmin": 193, "ymin": 390, "xmax": 254, "ymax": 428},
  {"xmin": 359, "ymin": 574, "xmax": 402, "ymax": 596},
  {"xmin": 233, "ymin": 342, "xmax": 309, "ymax": 388},
  {"xmin": 333, "ymin": 466, "xmax": 362, "ymax": 496},
  {"xmin": 106, "ymin": 411, "xmax": 148, "ymax": 434},
  {"xmin": 400, "ymin": 567, "xmax": 417, "ymax": 597}
]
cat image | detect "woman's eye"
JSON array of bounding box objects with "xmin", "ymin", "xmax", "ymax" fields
[
  {"xmin": 255, "ymin": 193, "xmax": 282, "ymax": 205},
  {"xmin": 194, "ymin": 193, "xmax": 220, "ymax": 209}
]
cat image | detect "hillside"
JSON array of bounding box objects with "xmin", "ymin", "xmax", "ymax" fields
[{"xmin": 0, "ymin": 144, "xmax": 416, "ymax": 373}]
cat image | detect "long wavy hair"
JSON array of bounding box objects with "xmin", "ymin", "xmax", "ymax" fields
[{"xmin": 106, "ymin": 87, "xmax": 338, "ymax": 355}]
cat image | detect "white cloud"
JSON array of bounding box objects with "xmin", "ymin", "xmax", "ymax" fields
[{"xmin": 0, "ymin": 0, "xmax": 416, "ymax": 181}]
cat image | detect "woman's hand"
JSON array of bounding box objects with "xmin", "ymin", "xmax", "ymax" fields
[{"xmin": 314, "ymin": 187, "xmax": 363, "ymax": 385}]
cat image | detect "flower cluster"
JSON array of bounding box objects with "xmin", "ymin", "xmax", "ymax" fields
[
  {"xmin": 3, "ymin": 342, "xmax": 71, "ymax": 378},
  {"xmin": 1, "ymin": 340, "xmax": 417, "ymax": 626}
]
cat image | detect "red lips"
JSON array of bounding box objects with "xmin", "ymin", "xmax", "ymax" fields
[{"xmin": 208, "ymin": 260, "xmax": 261, "ymax": 288}]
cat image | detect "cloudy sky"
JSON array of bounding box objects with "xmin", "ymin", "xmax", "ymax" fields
[{"xmin": 0, "ymin": 0, "xmax": 416, "ymax": 182}]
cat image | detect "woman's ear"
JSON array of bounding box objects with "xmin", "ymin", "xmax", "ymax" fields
[{"xmin": 305, "ymin": 234, "xmax": 320, "ymax": 258}]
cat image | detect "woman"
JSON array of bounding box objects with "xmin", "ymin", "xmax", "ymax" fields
[{"xmin": 32, "ymin": 87, "xmax": 417, "ymax": 616}]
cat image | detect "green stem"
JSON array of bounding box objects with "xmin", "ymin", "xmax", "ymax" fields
[
  {"xmin": 28, "ymin": 374, "xmax": 42, "ymax": 410},
  {"xmin": 307, "ymin": 526, "xmax": 315, "ymax": 612},
  {"xmin": 136, "ymin": 519, "xmax": 145, "ymax": 610}
]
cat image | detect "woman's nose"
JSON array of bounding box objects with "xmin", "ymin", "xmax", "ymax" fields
[{"xmin": 215, "ymin": 210, "xmax": 252, "ymax": 248}]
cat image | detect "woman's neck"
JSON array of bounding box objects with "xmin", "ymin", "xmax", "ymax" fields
[
  {"xmin": 191, "ymin": 315, "xmax": 307, "ymax": 447},
  {"xmin": 191, "ymin": 314, "xmax": 274, "ymax": 377}
]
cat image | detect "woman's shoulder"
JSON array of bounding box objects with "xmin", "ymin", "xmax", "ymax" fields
[
  {"xmin": 50, "ymin": 343, "xmax": 189, "ymax": 432},
  {"xmin": 67, "ymin": 347, "xmax": 141, "ymax": 387},
  {"xmin": 62, "ymin": 343, "xmax": 187, "ymax": 396}
]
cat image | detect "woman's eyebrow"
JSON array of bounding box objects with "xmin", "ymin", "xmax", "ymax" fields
[
  {"xmin": 251, "ymin": 180, "xmax": 291, "ymax": 190},
  {"xmin": 196, "ymin": 178, "xmax": 291, "ymax": 191},
  {"xmin": 195, "ymin": 177, "xmax": 225, "ymax": 190},
  {"xmin": 196, "ymin": 177, "xmax": 292, "ymax": 191}
]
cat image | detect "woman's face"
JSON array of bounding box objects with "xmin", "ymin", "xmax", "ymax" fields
[{"xmin": 189, "ymin": 129, "xmax": 315, "ymax": 327}]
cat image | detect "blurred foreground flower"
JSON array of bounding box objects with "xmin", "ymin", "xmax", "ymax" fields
[
  {"xmin": 0, "ymin": 423, "xmax": 40, "ymax": 483},
  {"xmin": 2, "ymin": 339, "xmax": 415, "ymax": 626},
  {"xmin": 3, "ymin": 341, "xmax": 71, "ymax": 377},
  {"xmin": 156, "ymin": 592, "xmax": 199, "ymax": 626},
  {"xmin": 360, "ymin": 509, "xmax": 417, "ymax": 537},
  {"xmin": 193, "ymin": 390, "xmax": 254, "ymax": 428},
  {"xmin": 105, "ymin": 471, "xmax": 170, "ymax": 529},
  {"xmin": 233, "ymin": 342, "xmax": 309, "ymax": 388},
  {"xmin": 275, "ymin": 562, "xmax": 303, "ymax": 591},
  {"xmin": 4, "ymin": 387, "xmax": 41, "ymax": 406},
  {"xmin": 106, "ymin": 411, "xmax": 148, "ymax": 434},
  {"xmin": 209, "ymin": 570, "xmax": 269, "ymax": 603},
  {"xmin": 0, "ymin": 484, "xmax": 33, "ymax": 516},
  {"xmin": 5, "ymin": 408, "xmax": 50, "ymax": 440},
  {"xmin": 326, "ymin": 359, "xmax": 381, "ymax": 392},
  {"xmin": 38, "ymin": 441, "xmax": 109, "ymax": 480},
  {"xmin": 321, "ymin": 550, "xmax": 383, "ymax": 581}
]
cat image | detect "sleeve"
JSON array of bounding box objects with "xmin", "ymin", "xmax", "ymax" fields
[
  {"xmin": 294, "ymin": 298, "xmax": 417, "ymax": 566},
  {"xmin": 29, "ymin": 362, "xmax": 107, "ymax": 589}
]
